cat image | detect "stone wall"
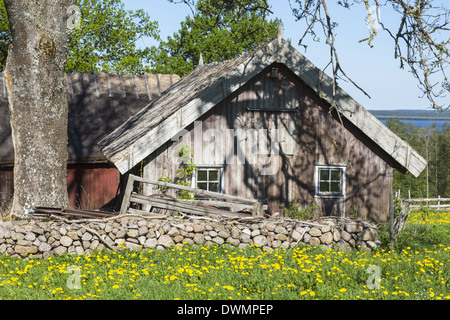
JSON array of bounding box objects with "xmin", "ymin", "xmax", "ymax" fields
[{"xmin": 0, "ymin": 216, "xmax": 381, "ymax": 259}]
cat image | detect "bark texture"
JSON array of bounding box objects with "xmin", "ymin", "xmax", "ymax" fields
[{"xmin": 4, "ymin": 0, "xmax": 76, "ymax": 215}]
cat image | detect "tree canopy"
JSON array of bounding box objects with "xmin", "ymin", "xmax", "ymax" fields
[
  {"xmin": 387, "ymin": 119, "xmax": 449, "ymax": 198},
  {"xmin": 150, "ymin": 0, "xmax": 280, "ymax": 77},
  {"xmin": 0, "ymin": 0, "xmax": 160, "ymax": 74}
]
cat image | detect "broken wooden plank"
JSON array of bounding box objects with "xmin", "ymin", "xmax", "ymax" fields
[
  {"xmin": 131, "ymin": 174, "xmax": 259, "ymax": 205},
  {"xmin": 129, "ymin": 194, "xmax": 251, "ymax": 218}
]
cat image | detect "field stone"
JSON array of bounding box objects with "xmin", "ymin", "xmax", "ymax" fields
[
  {"xmin": 15, "ymin": 245, "xmax": 38, "ymax": 255},
  {"xmin": 303, "ymin": 233, "xmax": 311, "ymax": 243},
  {"xmin": 253, "ymin": 235, "xmax": 267, "ymax": 247},
  {"xmin": 319, "ymin": 232, "xmax": 333, "ymax": 245},
  {"xmin": 193, "ymin": 224, "xmax": 205, "ymax": 233},
  {"xmin": 31, "ymin": 226, "xmax": 45, "ymax": 235},
  {"xmin": 271, "ymin": 239, "xmax": 281, "ymax": 248},
  {"xmin": 174, "ymin": 235, "xmax": 184, "ymax": 243},
  {"xmin": 227, "ymin": 237, "xmax": 240, "ymax": 247},
  {"xmin": 361, "ymin": 228, "xmax": 378, "ymax": 241},
  {"xmin": 340, "ymin": 230, "xmax": 352, "ymax": 242},
  {"xmin": 321, "ymin": 225, "xmax": 331, "ymax": 233},
  {"xmin": 54, "ymin": 246, "xmax": 67, "ymax": 256},
  {"xmin": 309, "ymin": 227, "xmax": 322, "ymax": 237},
  {"xmin": 291, "ymin": 229, "xmax": 303, "ymax": 242},
  {"xmin": 251, "ymin": 229, "xmax": 260, "ymax": 237},
  {"xmin": 11, "ymin": 233, "xmax": 24, "ymax": 241},
  {"xmin": 218, "ymin": 229, "xmax": 230, "ymax": 239},
  {"xmin": 144, "ymin": 238, "xmax": 157, "ymax": 249},
  {"xmin": 274, "ymin": 226, "xmax": 288, "ymax": 235},
  {"xmin": 231, "ymin": 227, "xmax": 240, "ymax": 239},
  {"xmin": 240, "ymin": 233, "xmax": 251, "ymax": 243},
  {"xmin": 333, "ymin": 229, "xmax": 341, "ymax": 242},
  {"xmin": 345, "ymin": 223, "xmax": 363, "ymax": 234},
  {"xmin": 309, "ymin": 237, "xmax": 321, "ymax": 246},
  {"xmin": 60, "ymin": 236, "xmax": 73, "ymax": 247},
  {"xmin": 125, "ymin": 242, "xmax": 141, "ymax": 251},
  {"xmin": 275, "ymin": 234, "xmax": 287, "ymax": 241},
  {"xmin": 127, "ymin": 229, "xmax": 139, "ymax": 238},
  {"xmin": 138, "ymin": 226, "xmax": 148, "ymax": 236},
  {"xmin": 212, "ymin": 237, "xmax": 224, "ymax": 245},
  {"xmin": 116, "ymin": 229, "xmax": 126, "ymax": 239},
  {"xmin": 193, "ymin": 233, "xmax": 205, "ymax": 245},
  {"xmin": 25, "ymin": 232, "xmax": 36, "ymax": 241},
  {"xmin": 67, "ymin": 231, "xmax": 79, "ymax": 240}
]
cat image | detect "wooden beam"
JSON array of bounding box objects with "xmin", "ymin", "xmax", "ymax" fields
[
  {"xmin": 120, "ymin": 174, "xmax": 135, "ymax": 215},
  {"xmin": 131, "ymin": 174, "xmax": 259, "ymax": 205},
  {"xmin": 129, "ymin": 194, "xmax": 250, "ymax": 218}
]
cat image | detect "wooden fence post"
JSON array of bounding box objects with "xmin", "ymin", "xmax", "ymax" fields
[{"xmin": 389, "ymin": 192, "xmax": 395, "ymax": 251}]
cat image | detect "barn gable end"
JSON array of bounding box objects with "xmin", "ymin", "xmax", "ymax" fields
[{"xmin": 97, "ymin": 37, "xmax": 427, "ymax": 222}]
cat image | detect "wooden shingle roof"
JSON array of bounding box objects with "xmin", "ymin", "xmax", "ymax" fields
[{"xmin": 0, "ymin": 72, "xmax": 179, "ymax": 166}]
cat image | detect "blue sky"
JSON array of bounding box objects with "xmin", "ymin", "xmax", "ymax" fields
[{"xmin": 122, "ymin": 0, "xmax": 446, "ymax": 111}]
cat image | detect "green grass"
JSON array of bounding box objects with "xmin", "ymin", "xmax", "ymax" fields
[{"xmin": 0, "ymin": 211, "xmax": 449, "ymax": 300}]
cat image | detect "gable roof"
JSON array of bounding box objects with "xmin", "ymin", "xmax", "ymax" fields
[
  {"xmin": 0, "ymin": 72, "xmax": 179, "ymax": 166},
  {"xmin": 98, "ymin": 37, "xmax": 427, "ymax": 178}
]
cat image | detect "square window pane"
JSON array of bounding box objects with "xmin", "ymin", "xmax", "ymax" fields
[
  {"xmin": 330, "ymin": 182, "xmax": 341, "ymax": 193},
  {"xmin": 197, "ymin": 170, "xmax": 207, "ymax": 181},
  {"xmin": 319, "ymin": 182, "xmax": 330, "ymax": 192},
  {"xmin": 208, "ymin": 170, "xmax": 218, "ymax": 181},
  {"xmin": 319, "ymin": 169, "xmax": 329, "ymax": 181},
  {"xmin": 331, "ymin": 169, "xmax": 341, "ymax": 181},
  {"xmin": 197, "ymin": 183, "xmax": 208, "ymax": 190},
  {"xmin": 209, "ymin": 183, "xmax": 219, "ymax": 192}
]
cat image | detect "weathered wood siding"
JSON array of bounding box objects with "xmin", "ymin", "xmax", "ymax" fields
[
  {"xmin": 141, "ymin": 63, "xmax": 393, "ymax": 222},
  {"xmin": 66, "ymin": 163, "xmax": 121, "ymax": 210},
  {"xmin": 0, "ymin": 168, "xmax": 13, "ymax": 201}
]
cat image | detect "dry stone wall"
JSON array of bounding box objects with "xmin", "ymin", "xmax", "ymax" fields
[{"xmin": 0, "ymin": 216, "xmax": 381, "ymax": 259}]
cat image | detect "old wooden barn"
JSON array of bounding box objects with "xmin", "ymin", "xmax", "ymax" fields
[
  {"xmin": 99, "ymin": 35, "xmax": 427, "ymax": 223},
  {"xmin": 0, "ymin": 72, "xmax": 179, "ymax": 210}
]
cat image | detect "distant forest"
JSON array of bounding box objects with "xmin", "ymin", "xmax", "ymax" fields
[
  {"xmin": 370, "ymin": 109, "xmax": 450, "ymax": 121},
  {"xmin": 375, "ymin": 112, "xmax": 449, "ymax": 199}
]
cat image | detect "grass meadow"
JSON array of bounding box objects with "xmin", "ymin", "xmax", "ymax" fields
[{"xmin": 0, "ymin": 211, "xmax": 449, "ymax": 300}]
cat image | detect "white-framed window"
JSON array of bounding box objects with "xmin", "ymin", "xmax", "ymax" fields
[
  {"xmin": 193, "ymin": 165, "xmax": 224, "ymax": 194},
  {"xmin": 315, "ymin": 165, "xmax": 346, "ymax": 197}
]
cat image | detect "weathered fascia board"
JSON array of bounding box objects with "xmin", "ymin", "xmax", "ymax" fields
[
  {"xmin": 277, "ymin": 39, "xmax": 427, "ymax": 177},
  {"xmin": 113, "ymin": 40, "xmax": 280, "ymax": 174}
]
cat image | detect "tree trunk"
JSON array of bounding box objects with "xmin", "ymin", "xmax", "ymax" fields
[{"xmin": 4, "ymin": 0, "xmax": 75, "ymax": 215}]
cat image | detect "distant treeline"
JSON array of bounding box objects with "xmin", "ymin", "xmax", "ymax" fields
[
  {"xmin": 370, "ymin": 109, "xmax": 450, "ymax": 121},
  {"xmin": 385, "ymin": 119, "xmax": 449, "ymax": 199}
]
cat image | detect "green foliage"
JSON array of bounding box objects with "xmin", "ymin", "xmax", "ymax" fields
[
  {"xmin": 378, "ymin": 216, "xmax": 450, "ymax": 252},
  {"xmin": 66, "ymin": 0, "xmax": 159, "ymax": 73},
  {"xmin": 0, "ymin": 0, "xmax": 9, "ymax": 69},
  {"xmin": 157, "ymin": 144, "xmax": 197, "ymax": 200},
  {"xmin": 0, "ymin": 0, "xmax": 159, "ymax": 73},
  {"xmin": 386, "ymin": 119, "xmax": 449, "ymax": 198},
  {"xmin": 150, "ymin": 0, "xmax": 280, "ymax": 76},
  {"xmin": 280, "ymin": 196, "xmax": 320, "ymax": 220}
]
